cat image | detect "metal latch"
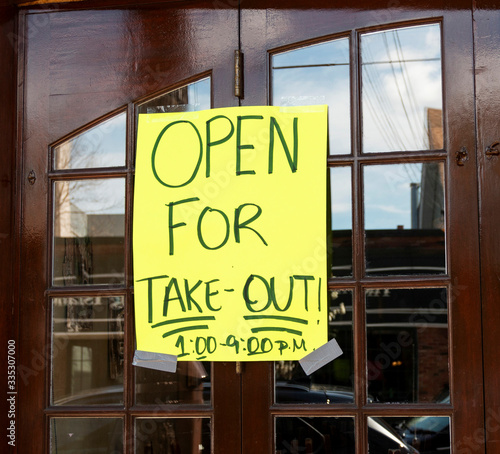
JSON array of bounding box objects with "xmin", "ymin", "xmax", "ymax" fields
[
  {"xmin": 486, "ymin": 141, "xmax": 500, "ymax": 157},
  {"xmin": 456, "ymin": 147, "xmax": 469, "ymax": 166}
]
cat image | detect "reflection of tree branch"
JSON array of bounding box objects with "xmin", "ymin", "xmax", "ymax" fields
[
  {"xmin": 55, "ymin": 135, "xmax": 122, "ymax": 238},
  {"xmin": 57, "ymin": 133, "xmax": 104, "ymax": 169}
]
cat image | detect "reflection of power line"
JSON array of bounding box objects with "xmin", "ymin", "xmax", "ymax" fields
[
  {"xmin": 363, "ymin": 45, "xmax": 406, "ymax": 150},
  {"xmin": 362, "ymin": 29, "xmax": 440, "ymax": 152},
  {"xmin": 393, "ymin": 31, "xmax": 428, "ymax": 147},
  {"xmin": 362, "ymin": 56, "xmax": 440, "ymax": 65},
  {"xmin": 383, "ymin": 32, "xmax": 420, "ymax": 147},
  {"xmin": 363, "ymin": 78, "xmax": 400, "ymax": 150},
  {"xmin": 402, "ymin": 163, "xmax": 421, "ymax": 191}
]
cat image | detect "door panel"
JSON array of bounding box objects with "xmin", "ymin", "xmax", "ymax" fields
[
  {"xmin": 20, "ymin": 4, "xmax": 239, "ymax": 453},
  {"xmin": 240, "ymin": 2, "xmax": 483, "ymax": 452},
  {"xmin": 474, "ymin": 1, "xmax": 500, "ymax": 451}
]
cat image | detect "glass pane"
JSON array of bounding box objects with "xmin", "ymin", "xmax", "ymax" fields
[
  {"xmin": 366, "ymin": 288, "xmax": 449, "ymax": 403},
  {"xmin": 135, "ymin": 418, "xmax": 211, "ymax": 453},
  {"xmin": 51, "ymin": 296, "xmax": 124, "ymax": 406},
  {"xmin": 50, "ymin": 417, "xmax": 123, "ymax": 453},
  {"xmin": 272, "ymin": 38, "xmax": 350, "ymax": 155},
  {"xmin": 276, "ymin": 417, "xmax": 355, "ymax": 454},
  {"xmin": 276, "ymin": 416, "xmax": 423, "ymax": 454},
  {"xmin": 361, "ymin": 23, "xmax": 442, "ymax": 153},
  {"xmin": 54, "ymin": 112, "xmax": 126, "ymax": 170},
  {"xmin": 364, "ymin": 162, "xmax": 445, "ymax": 275},
  {"xmin": 366, "ymin": 417, "xmax": 422, "ymax": 454},
  {"xmin": 275, "ymin": 291, "xmax": 353, "ymax": 404},
  {"xmin": 137, "ymin": 77, "xmax": 210, "ymax": 114},
  {"xmin": 135, "ymin": 362, "xmax": 210, "ymax": 405},
  {"xmin": 273, "ymin": 39, "xmax": 350, "ymax": 67},
  {"xmin": 330, "ymin": 167, "xmax": 352, "ymax": 277},
  {"xmin": 374, "ymin": 416, "xmax": 450, "ymax": 454},
  {"xmin": 53, "ymin": 178, "xmax": 125, "ymax": 286}
]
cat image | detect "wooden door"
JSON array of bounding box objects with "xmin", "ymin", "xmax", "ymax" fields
[
  {"xmin": 18, "ymin": 1, "xmax": 486, "ymax": 453},
  {"xmin": 474, "ymin": 1, "xmax": 500, "ymax": 452},
  {"xmin": 239, "ymin": 1, "xmax": 484, "ymax": 452},
  {"xmin": 18, "ymin": 3, "xmax": 242, "ymax": 453}
]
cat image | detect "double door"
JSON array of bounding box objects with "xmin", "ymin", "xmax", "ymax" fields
[{"xmin": 18, "ymin": 0, "xmax": 498, "ymax": 452}]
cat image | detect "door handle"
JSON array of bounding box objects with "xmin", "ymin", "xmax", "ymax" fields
[{"xmin": 485, "ymin": 141, "xmax": 500, "ymax": 157}]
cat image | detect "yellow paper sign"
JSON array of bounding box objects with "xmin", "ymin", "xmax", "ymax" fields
[{"xmin": 134, "ymin": 105, "xmax": 328, "ymax": 361}]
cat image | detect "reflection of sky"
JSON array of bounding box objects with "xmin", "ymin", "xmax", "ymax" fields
[
  {"xmin": 98, "ymin": 114, "xmax": 127, "ymax": 166},
  {"xmin": 362, "ymin": 24, "xmax": 442, "ymax": 152},
  {"xmin": 54, "ymin": 114, "xmax": 127, "ymax": 217},
  {"xmin": 273, "ymin": 66, "xmax": 350, "ymax": 154},
  {"xmin": 67, "ymin": 178, "xmax": 125, "ymax": 215},
  {"xmin": 137, "ymin": 77, "xmax": 211, "ymax": 114},
  {"xmin": 271, "ymin": 24, "xmax": 443, "ymax": 155},
  {"xmin": 331, "ymin": 163, "xmax": 428, "ymax": 231},
  {"xmin": 330, "ymin": 167, "xmax": 352, "ymax": 229},
  {"xmin": 272, "ymin": 24, "xmax": 443, "ymax": 231},
  {"xmin": 272, "ymin": 38, "xmax": 350, "ymax": 155},
  {"xmin": 273, "ymin": 38, "xmax": 349, "ymax": 66},
  {"xmin": 364, "ymin": 163, "xmax": 423, "ymax": 230},
  {"xmin": 362, "ymin": 24, "xmax": 440, "ymax": 62},
  {"xmin": 59, "ymin": 78, "xmax": 211, "ymax": 217},
  {"xmin": 187, "ymin": 78, "xmax": 211, "ymax": 110},
  {"xmin": 55, "ymin": 112, "xmax": 127, "ymax": 170}
]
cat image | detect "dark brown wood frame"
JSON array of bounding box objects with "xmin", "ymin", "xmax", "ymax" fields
[
  {"xmin": 3, "ymin": 0, "xmax": 498, "ymax": 453},
  {"xmin": 0, "ymin": 3, "xmax": 19, "ymax": 453}
]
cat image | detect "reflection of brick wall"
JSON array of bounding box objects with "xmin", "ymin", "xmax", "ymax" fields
[
  {"xmin": 418, "ymin": 327, "xmax": 449, "ymax": 401},
  {"xmin": 427, "ymin": 107, "xmax": 443, "ymax": 149}
]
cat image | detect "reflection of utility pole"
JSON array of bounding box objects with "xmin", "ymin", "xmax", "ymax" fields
[{"xmin": 410, "ymin": 183, "xmax": 420, "ymax": 229}]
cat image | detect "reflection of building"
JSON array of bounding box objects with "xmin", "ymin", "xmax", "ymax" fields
[
  {"xmin": 427, "ymin": 107, "xmax": 443, "ymax": 150},
  {"xmin": 52, "ymin": 296, "xmax": 125, "ymax": 406},
  {"xmin": 54, "ymin": 211, "xmax": 125, "ymax": 286},
  {"xmin": 418, "ymin": 108, "xmax": 445, "ymax": 230},
  {"xmin": 276, "ymin": 286, "xmax": 449, "ymax": 404},
  {"xmin": 327, "ymin": 288, "xmax": 448, "ymax": 403},
  {"xmin": 325, "ymin": 112, "xmax": 448, "ymax": 402},
  {"xmin": 55, "ymin": 199, "xmax": 87, "ymax": 238},
  {"xmin": 142, "ymin": 84, "xmax": 189, "ymax": 113},
  {"xmin": 418, "ymin": 161, "xmax": 445, "ymax": 230}
]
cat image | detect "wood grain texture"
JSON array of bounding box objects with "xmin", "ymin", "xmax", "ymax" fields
[{"xmin": 474, "ymin": 2, "xmax": 500, "ymax": 451}]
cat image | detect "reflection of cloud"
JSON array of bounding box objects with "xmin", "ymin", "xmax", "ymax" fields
[
  {"xmin": 363, "ymin": 24, "xmax": 440, "ymax": 61},
  {"xmin": 371, "ymin": 205, "xmax": 410, "ymax": 215},
  {"xmin": 362, "ymin": 24, "xmax": 442, "ymax": 152},
  {"xmin": 269, "ymin": 24, "xmax": 444, "ymax": 231},
  {"xmin": 330, "ymin": 167, "xmax": 352, "ymax": 229},
  {"xmin": 187, "ymin": 78, "xmax": 210, "ymax": 111},
  {"xmin": 382, "ymin": 62, "xmax": 441, "ymax": 108},
  {"xmin": 272, "ymin": 39, "xmax": 351, "ymax": 155},
  {"xmin": 331, "ymin": 203, "xmax": 352, "ymax": 213},
  {"xmin": 364, "ymin": 164, "xmax": 423, "ymax": 229},
  {"xmin": 274, "ymin": 70, "xmax": 350, "ymax": 148},
  {"xmin": 68, "ymin": 178, "xmax": 125, "ymax": 215},
  {"xmin": 271, "ymin": 23, "xmax": 442, "ymax": 155},
  {"xmin": 55, "ymin": 112, "xmax": 127, "ymax": 170}
]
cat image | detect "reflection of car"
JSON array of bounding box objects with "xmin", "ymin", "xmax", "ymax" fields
[
  {"xmin": 396, "ymin": 395, "xmax": 450, "ymax": 454},
  {"xmin": 56, "ymin": 382, "xmax": 419, "ymax": 454},
  {"xmin": 397, "ymin": 415, "xmax": 450, "ymax": 453},
  {"xmin": 368, "ymin": 418, "xmax": 420, "ymax": 454},
  {"xmin": 276, "ymin": 412, "xmax": 418, "ymax": 454},
  {"xmin": 54, "ymin": 385, "xmax": 125, "ymax": 406},
  {"xmin": 275, "ymin": 382, "xmax": 356, "ymax": 404},
  {"xmin": 274, "ymin": 383, "xmax": 418, "ymax": 454}
]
